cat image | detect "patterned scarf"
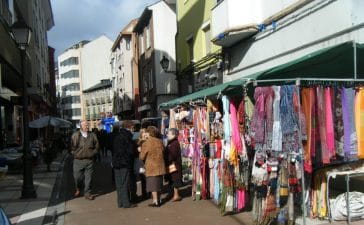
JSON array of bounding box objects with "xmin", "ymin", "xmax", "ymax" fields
[
  {"xmin": 316, "ymin": 86, "xmax": 330, "ymax": 164},
  {"xmin": 230, "ymin": 99, "xmax": 243, "ymax": 162},
  {"xmin": 334, "ymin": 87, "xmax": 344, "ymax": 157},
  {"xmin": 301, "ymin": 88, "xmax": 314, "ymax": 172},
  {"xmin": 325, "ymin": 87, "xmax": 335, "ymax": 160},
  {"xmin": 265, "ymin": 87, "xmax": 275, "ymax": 151},
  {"xmin": 355, "ymin": 88, "xmax": 364, "ymax": 159},
  {"xmin": 272, "ymin": 86, "xmax": 283, "ymax": 152},
  {"xmin": 251, "ymin": 87, "xmax": 267, "ymax": 149},
  {"xmin": 222, "ymin": 96, "xmax": 231, "ymax": 142},
  {"xmin": 342, "ymin": 87, "xmax": 358, "ymax": 159}
]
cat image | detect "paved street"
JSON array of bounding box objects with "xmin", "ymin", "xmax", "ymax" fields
[{"xmin": 60, "ymin": 154, "xmax": 253, "ymax": 225}]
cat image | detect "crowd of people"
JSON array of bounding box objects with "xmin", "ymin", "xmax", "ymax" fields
[{"xmin": 69, "ymin": 120, "xmax": 183, "ymax": 208}]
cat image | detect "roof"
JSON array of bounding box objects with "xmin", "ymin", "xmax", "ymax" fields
[
  {"xmin": 159, "ymin": 41, "xmax": 364, "ymax": 109},
  {"xmin": 111, "ymin": 19, "xmax": 138, "ymax": 51},
  {"xmin": 83, "ymin": 79, "xmax": 112, "ymax": 93}
]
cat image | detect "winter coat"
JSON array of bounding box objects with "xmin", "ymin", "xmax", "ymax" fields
[
  {"xmin": 111, "ymin": 128, "xmax": 135, "ymax": 169},
  {"xmin": 165, "ymin": 138, "xmax": 183, "ymax": 182},
  {"xmin": 139, "ymin": 137, "xmax": 166, "ymax": 177},
  {"xmin": 71, "ymin": 131, "xmax": 99, "ymax": 159}
]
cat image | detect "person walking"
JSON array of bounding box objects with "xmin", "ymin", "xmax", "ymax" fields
[
  {"xmin": 165, "ymin": 128, "xmax": 183, "ymax": 202},
  {"xmin": 111, "ymin": 121, "xmax": 137, "ymax": 208},
  {"xmin": 71, "ymin": 120, "xmax": 99, "ymax": 200},
  {"xmin": 136, "ymin": 128, "xmax": 148, "ymax": 200},
  {"xmin": 139, "ymin": 126, "xmax": 166, "ymax": 207}
]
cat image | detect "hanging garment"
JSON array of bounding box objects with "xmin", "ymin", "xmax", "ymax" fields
[
  {"xmin": 316, "ymin": 86, "xmax": 330, "ymax": 164},
  {"xmin": 334, "ymin": 88, "xmax": 345, "ymax": 157},
  {"xmin": 355, "ymin": 88, "xmax": 364, "ymax": 159},
  {"xmin": 325, "ymin": 87, "xmax": 335, "ymax": 160},
  {"xmin": 230, "ymin": 100, "xmax": 242, "ymax": 165},
  {"xmin": 280, "ymin": 85, "xmax": 298, "ymax": 135},
  {"xmin": 238, "ymin": 98, "xmax": 246, "ymax": 134},
  {"xmin": 213, "ymin": 159, "xmax": 220, "ymax": 204},
  {"xmin": 169, "ymin": 109, "xmax": 176, "ymax": 129},
  {"xmin": 265, "ymin": 87, "xmax": 275, "ymax": 151},
  {"xmin": 301, "ymin": 88, "xmax": 314, "ymax": 172},
  {"xmin": 209, "ymin": 159, "xmax": 215, "ymax": 199},
  {"xmin": 342, "ymin": 87, "xmax": 358, "ymax": 159},
  {"xmin": 272, "ymin": 86, "xmax": 283, "ymax": 152},
  {"xmin": 251, "ymin": 87, "xmax": 267, "ymax": 151},
  {"xmin": 237, "ymin": 188, "xmax": 246, "ymax": 211},
  {"xmin": 222, "ymin": 96, "xmax": 231, "ymax": 142}
]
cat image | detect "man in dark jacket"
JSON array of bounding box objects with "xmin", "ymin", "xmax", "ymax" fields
[
  {"xmin": 111, "ymin": 120, "xmax": 137, "ymax": 208},
  {"xmin": 71, "ymin": 120, "xmax": 99, "ymax": 200}
]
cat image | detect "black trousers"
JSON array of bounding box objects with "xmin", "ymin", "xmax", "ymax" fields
[{"xmin": 114, "ymin": 168, "xmax": 131, "ymax": 208}]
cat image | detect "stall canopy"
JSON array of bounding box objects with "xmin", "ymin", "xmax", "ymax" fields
[{"xmin": 159, "ymin": 41, "xmax": 364, "ymax": 109}]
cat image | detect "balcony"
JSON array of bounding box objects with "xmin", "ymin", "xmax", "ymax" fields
[
  {"xmin": 211, "ymin": 0, "xmax": 259, "ymax": 47},
  {"xmin": 91, "ymin": 98, "xmax": 96, "ymax": 105},
  {"xmin": 101, "ymin": 97, "xmax": 106, "ymax": 104},
  {"xmin": 86, "ymin": 100, "xmax": 90, "ymax": 106},
  {"xmin": 95, "ymin": 97, "xmax": 101, "ymax": 104}
]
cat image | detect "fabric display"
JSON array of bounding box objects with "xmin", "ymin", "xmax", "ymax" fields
[{"xmin": 162, "ymin": 81, "xmax": 364, "ymax": 225}]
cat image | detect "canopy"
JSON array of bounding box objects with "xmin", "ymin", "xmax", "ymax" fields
[
  {"xmin": 159, "ymin": 41, "xmax": 364, "ymax": 109},
  {"xmin": 29, "ymin": 116, "xmax": 72, "ymax": 128}
]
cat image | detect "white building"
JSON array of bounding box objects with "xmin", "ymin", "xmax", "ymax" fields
[
  {"xmin": 58, "ymin": 41, "xmax": 88, "ymax": 123},
  {"xmin": 111, "ymin": 19, "xmax": 139, "ymax": 118},
  {"xmin": 134, "ymin": 0, "xmax": 178, "ymax": 117},
  {"xmin": 211, "ymin": 0, "xmax": 364, "ymax": 81},
  {"xmin": 58, "ymin": 36, "xmax": 113, "ymax": 125},
  {"xmin": 81, "ymin": 35, "xmax": 113, "ymax": 90}
]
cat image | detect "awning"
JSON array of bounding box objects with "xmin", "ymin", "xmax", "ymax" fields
[
  {"xmin": 159, "ymin": 41, "xmax": 364, "ymax": 109},
  {"xmin": 158, "ymin": 77, "xmax": 255, "ymax": 109}
]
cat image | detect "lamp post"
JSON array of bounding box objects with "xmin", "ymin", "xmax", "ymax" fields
[{"xmin": 12, "ymin": 19, "xmax": 36, "ymax": 199}]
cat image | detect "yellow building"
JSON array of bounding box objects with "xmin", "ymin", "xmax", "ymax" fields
[{"xmin": 176, "ymin": 0, "xmax": 223, "ymax": 95}]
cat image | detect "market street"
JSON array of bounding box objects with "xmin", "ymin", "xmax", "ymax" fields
[{"xmin": 60, "ymin": 154, "xmax": 253, "ymax": 225}]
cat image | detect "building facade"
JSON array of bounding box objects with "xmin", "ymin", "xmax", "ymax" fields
[
  {"xmin": 134, "ymin": 0, "xmax": 178, "ymax": 117},
  {"xmin": 0, "ymin": 0, "xmax": 54, "ymax": 148},
  {"xmin": 58, "ymin": 41, "xmax": 87, "ymax": 124},
  {"xmin": 211, "ymin": 0, "xmax": 364, "ymax": 82},
  {"xmin": 58, "ymin": 35, "xmax": 113, "ymax": 126},
  {"xmin": 176, "ymin": 0, "xmax": 222, "ymax": 96},
  {"xmin": 83, "ymin": 79, "xmax": 113, "ymax": 129},
  {"xmin": 111, "ymin": 19, "xmax": 140, "ymax": 119}
]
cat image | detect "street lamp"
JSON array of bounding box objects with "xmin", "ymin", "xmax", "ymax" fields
[
  {"xmin": 160, "ymin": 55, "xmax": 176, "ymax": 73},
  {"xmin": 11, "ymin": 19, "xmax": 37, "ymax": 199}
]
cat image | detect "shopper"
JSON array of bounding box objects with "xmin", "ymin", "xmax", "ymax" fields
[
  {"xmin": 71, "ymin": 120, "xmax": 99, "ymax": 200},
  {"xmin": 136, "ymin": 128, "xmax": 148, "ymax": 200},
  {"xmin": 165, "ymin": 128, "xmax": 183, "ymax": 202},
  {"xmin": 139, "ymin": 126, "xmax": 166, "ymax": 207},
  {"xmin": 111, "ymin": 121, "xmax": 137, "ymax": 208}
]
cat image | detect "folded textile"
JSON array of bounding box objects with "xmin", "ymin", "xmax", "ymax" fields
[{"xmin": 331, "ymin": 191, "xmax": 364, "ymax": 221}]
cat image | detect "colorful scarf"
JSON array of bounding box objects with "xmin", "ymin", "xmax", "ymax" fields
[
  {"xmin": 355, "ymin": 88, "xmax": 364, "ymax": 159},
  {"xmin": 265, "ymin": 87, "xmax": 275, "ymax": 151},
  {"xmin": 316, "ymin": 86, "xmax": 330, "ymax": 164},
  {"xmin": 280, "ymin": 85, "xmax": 297, "ymax": 135},
  {"xmin": 324, "ymin": 87, "xmax": 335, "ymax": 160},
  {"xmin": 251, "ymin": 87, "xmax": 267, "ymax": 150},
  {"xmin": 301, "ymin": 88, "xmax": 314, "ymax": 172},
  {"xmin": 222, "ymin": 95, "xmax": 231, "ymax": 142},
  {"xmin": 272, "ymin": 86, "xmax": 282, "ymax": 152},
  {"xmin": 334, "ymin": 88, "xmax": 344, "ymax": 157},
  {"xmin": 230, "ymin": 100, "xmax": 242, "ymax": 164},
  {"xmin": 342, "ymin": 87, "xmax": 358, "ymax": 159}
]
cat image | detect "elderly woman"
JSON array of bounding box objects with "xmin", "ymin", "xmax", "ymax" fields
[
  {"xmin": 139, "ymin": 126, "xmax": 166, "ymax": 207},
  {"xmin": 165, "ymin": 128, "xmax": 183, "ymax": 201}
]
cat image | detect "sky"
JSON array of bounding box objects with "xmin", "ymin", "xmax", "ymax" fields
[{"xmin": 48, "ymin": 0, "xmax": 157, "ymax": 59}]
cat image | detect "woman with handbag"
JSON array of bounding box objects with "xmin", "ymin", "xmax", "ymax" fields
[
  {"xmin": 139, "ymin": 126, "xmax": 166, "ymax": 207},
  {"xmin": 165, "ymin": 128, "xmax": 183, "ymax": 202}
]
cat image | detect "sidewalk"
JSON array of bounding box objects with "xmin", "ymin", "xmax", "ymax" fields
[{"xmin": 0, "ymin": 151, "xmax": 66, "ymax": 225}]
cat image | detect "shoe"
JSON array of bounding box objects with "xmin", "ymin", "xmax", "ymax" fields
[
  {"xmin": 171, "ymin": 197, "xmax": 182, "ymax": 202},
  {"xmin": 124, "ymin": 204, "xmax": 137, "ymax": 208},
  {"xmin": 84, "ymin": 193, "xmax": 94, "ymax": 200},
  {"xmin": 148, "ymin": 203, "xmax": 160, "ymax": 207},
  {"xmin": 74, "ymin": 189, "xmax": 81, "ymax": 198}
]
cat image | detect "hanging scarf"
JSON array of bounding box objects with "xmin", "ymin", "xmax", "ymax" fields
[
  {"xmin": 251, "ymin": 87, "xmax": 267, "ymax": 150},
  {"xmin": 230, "ymin": 100, "xmax": 242, "ymax": 164},
  {"xmin": 169, "ymin": 109, "xmax": 176, "ymax": 128},
  {"xmin": 301, "ymin": 88, "xmax": 314, "ymax": 172},
  {"xmin": 334, "ymin": 87, "xmax": 345, "ymax": 157},
  {"xmin": 272, "ymin": 86, "xmax": 282, "ymax": 152},
  {"xmin": 355, "ymin": 88, "xmax": 364, "ymax": 159},
  {"xmin": 265, "ymin": 87, "xmax": 275, "ymax": 151},
  {"xmin": 237, "ymin": 97, "xmax": 245, "ymax": 134},
  {"xmin": 325, "ymin": 87, "xmax": 335, "ymax": 160},
  {"xmin": 316, "ymin": 86, "xmax": 330, "ymax": 164},
  {"xmin": 342, "ymin": 87, "xmax": 358, "ymax": 159},
  {"xmin": 222, "ymin": 95, "xmax": 231, "ymax": 142},
  {"xmin": 213, "ymin": 159, "xmax": 220, "ymax": 204},
  {"xmin": 280, "ymin": 85, "xmax": 297, "ymax": 135}
]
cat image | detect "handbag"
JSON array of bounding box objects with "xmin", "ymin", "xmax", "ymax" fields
[
  {"xmin": 168, "ymin": 162, "xmax": 177, "ymax": 173},
  {"xmin": 134, "ymin": 159, "xmax": 145, "ymax": 174}
]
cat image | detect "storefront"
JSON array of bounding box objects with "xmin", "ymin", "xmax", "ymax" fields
[{"xmin": 159, "ymin": 41, "xmax": 364, "ymax": 225}]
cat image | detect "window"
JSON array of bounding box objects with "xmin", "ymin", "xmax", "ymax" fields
[
  {"xmin": 146, "ymin": 26, "xmax": 151, "ymax": 49},
  {"xmin": 60, "ymin": 57, "xmax": 79, "ymax": 67},
  {"xmin": 126, "ymin": 38, "xmax": 131, "ymax": 50},
  {"xmin": 139, "ymin": 34, "xmax": 144, "ymax": 54},
  {"xmin": 187, "ymin": 36, "xmax": 194, "ymax": 63},
  {"xmin": 60, "ymin": 70, "xmax": 79, "ymax": 79},
  {"xmin": 203, "ymin": 25, "xmax": 211, "ymax": 55},
  {"xmin": 61, "ymin": 96, "xmax": 81, "ymax": 104},
  {"xmin": 63, "ymin": 83, "xmax": 80, "ymax": 92}
]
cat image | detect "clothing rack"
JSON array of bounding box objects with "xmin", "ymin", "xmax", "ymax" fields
[{"xmin": 249, "ymin": 77, "xmax": 364, "ymax": 225}]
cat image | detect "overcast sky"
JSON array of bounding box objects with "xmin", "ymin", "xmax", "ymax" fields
[{"xmin": 48, "ymin": 0, "xmax": 157, "ymax": 59}]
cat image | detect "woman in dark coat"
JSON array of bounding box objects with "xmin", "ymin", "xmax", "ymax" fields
[{"xmin": 165, "ymin": 128, "xmax": 183, "ymax": 201}]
